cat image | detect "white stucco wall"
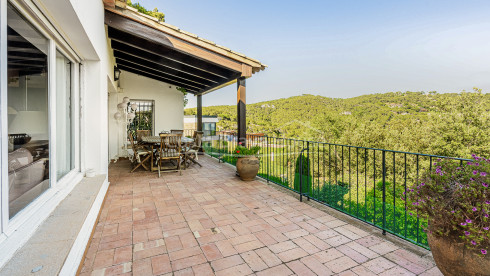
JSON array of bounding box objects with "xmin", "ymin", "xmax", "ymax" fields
[
  {"xmin": 39, "ymin": 0, "xmax": 114, "ymax": 174},
  {"xmin": 107, "ymin": 70, "xmax": 184, "ymax": 160}
]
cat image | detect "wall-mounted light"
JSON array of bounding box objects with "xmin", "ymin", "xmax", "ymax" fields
[{"xmin": 114, "ymin": 66, "xmax": 121, "ymax": 81}]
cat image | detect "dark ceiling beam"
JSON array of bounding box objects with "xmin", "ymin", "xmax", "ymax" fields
[
  {"xmin": 8, "ymin": 55, "xmax": 46, "ymax": 61},
  {"xmin": 196, "ymin": 72, "xmax": 241, "ymax": 95},
  {"xmin": 111, "ymin": 44, "xmax": 225, "ymax": 83},
  {"xmin": 8, "ymin": 41, "xmax": 37, "ymax": 49},
  {"xmin": 8, "ymin": 59, "xmax": 46, "ymax": 66},
  {"xmin": 113, "ymin": 51, "xmax": 216, "ymax": 86},
  {"xmin": 105, "ymin": 10, "xmax": 244, "ymax": 74},
  {"xmin": 107, "ymin": 27, "xmax": 239, "ymax": 79},
  {"xmin": 118, "ymin": 64, "xmax": 199, "ymax": 93},
  {"xmin": 7, "ymin": 47, "xmax": 43, "ymax": 54},
  {"xmin": 7, "ymin": 51, "xmax": 46, "ymax": 59},
  {"xmin": 8, "ymin": 63, "xmax": 46, "ymax": 68},
  {"xmin": 116, "ymin": 58, "xmax": 208, "ymax": 89}
]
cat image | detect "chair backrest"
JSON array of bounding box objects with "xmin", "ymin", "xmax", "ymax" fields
[
  {"xmin": 159, "ymin": 133, "xmax": 182, "ymax": 158},
  {"xmin": 193, "ymin": 131, "xmax": 203, "ymax": 148},
  {"xmin": 170, "ymin": 129, "xmax": 184, "ymax": 135},
  {"xmin": 128, "ymin": 131, "xmax": 138, "ymax": 158},
  {"xmin": 136, "ymin": 129, "xmax": 150, "ymax": 141}
]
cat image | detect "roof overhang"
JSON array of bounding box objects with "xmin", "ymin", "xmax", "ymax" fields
[{"xmin": 104, "ymin": 2, "xmax": 266, "ymax": 95}]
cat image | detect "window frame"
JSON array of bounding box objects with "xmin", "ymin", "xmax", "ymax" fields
[
  {"xmin": 0, "ymin": 0, "xmax": 8, "ymax": 235},
  {"xmin": 0, "ymin": 0, "xmax": 82, "ymax": 235}
]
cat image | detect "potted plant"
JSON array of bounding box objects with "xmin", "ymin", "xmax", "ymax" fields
[
  {"xmin": 233, "ymin": 143, "xmax": 261, "ymax": 181},
  {"xmin": 407, "ymin": 155, "xmax": 489, "ymax": 276}
]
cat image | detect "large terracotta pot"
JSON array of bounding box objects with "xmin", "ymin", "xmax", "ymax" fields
[
  {"xmin": 427, "ymin": 230, "xmax": 489, "ymax": 276},
  {"xmin": 236, "ymin": 156, "xmax": 260, "ymax": 181}
]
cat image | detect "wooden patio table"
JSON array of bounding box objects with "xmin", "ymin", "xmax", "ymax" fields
[{"xmin": 140, "ymin": 136, "xmax": 194, "ymax": 171}]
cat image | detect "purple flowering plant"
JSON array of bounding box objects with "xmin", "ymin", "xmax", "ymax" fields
[{"xmin": 407, "ymin": 155, "xmax": 489, "ymax": 255}]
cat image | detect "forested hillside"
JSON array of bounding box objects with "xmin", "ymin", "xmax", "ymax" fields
[{"xmin": 185, "ymin": 89, "xmax": 490, "ymax": 158}]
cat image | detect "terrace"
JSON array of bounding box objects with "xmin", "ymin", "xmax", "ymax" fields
[{"xmin": 79, "ymin": 154, "xmax": 444, "ymax": 275}]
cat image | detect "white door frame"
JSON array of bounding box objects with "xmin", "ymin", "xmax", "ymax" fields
[{"xmin": 0, "ymin": 0, "xmax": 8, "ymax": 236}]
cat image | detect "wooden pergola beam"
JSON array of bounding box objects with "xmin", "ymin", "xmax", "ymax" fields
[
  {"xmin": 105, "ymin": 11, "xmax": 244, "ymax": 74},
  {"xmin": 116, "ymin": 59, "xmax": 207, "ymax": 89},
  {"xmin": 117, "ymin": 64, "xmax": 199, "ymax": 93},
  {"xmin": 114, "ymin": 53, "xmax": 216, "ymax": 86},
  {"xmin": 107, "ymin": 27, "xmax": 239, "ymax": 79},
  {"xmin": 111, "ymin": 44, "xmax": 226, "ymax": 82}
]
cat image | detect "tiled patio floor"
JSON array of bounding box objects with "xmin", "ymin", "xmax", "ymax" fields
[{"xmin": 80, "ymin": 156, "xmax": 443, "ymax": 276}]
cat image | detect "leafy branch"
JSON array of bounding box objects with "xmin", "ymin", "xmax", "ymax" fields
[{"xmin": 127, "ymin": 0, "xmax": 165, "ymax": 22}]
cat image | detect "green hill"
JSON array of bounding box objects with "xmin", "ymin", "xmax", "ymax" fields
[{"xmin": 185, "ymin": 89, "xmax": 490, "ymax": 158}]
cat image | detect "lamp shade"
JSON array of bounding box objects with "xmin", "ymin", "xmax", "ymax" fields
[
  {"xmin": 123, "ymin": 97, "xmax": 130, "ymax": 103},
  {"xmin": 114, "ymin": 66, "xmax": 121, "ymax": 81},
  {"xmin": 130, "ymin": 103, "xmax": 137, "ymax": 110},
  {"xmin": 114, "ymin": 112, "xmax": 122, "ymax": 120},
  {"xmin": 117, "ymin": 103, "xmax": 126, "ymax": 109},
  {"xmin": 127, "ymin": 113, "xmax": 136, "ymax": 120}
]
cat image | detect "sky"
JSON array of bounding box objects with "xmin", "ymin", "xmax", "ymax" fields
[{"xmin": 135, "ymin": 0, "xmax": 490, "ymax": 108}]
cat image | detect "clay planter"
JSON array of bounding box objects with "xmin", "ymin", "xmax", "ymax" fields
[
  {"xmin": 236, "ymin": 156, "xmax": 260, "ymax": 181},
  {"xmin": 427, "ymin": 230, "xmax": 489, "ymax": 276}
]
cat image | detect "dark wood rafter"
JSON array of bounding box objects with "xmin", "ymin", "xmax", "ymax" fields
[
  {"xmin": 115, "ymin": 58, "xmax": 208, "ymax": 89},
  {"xmin": 117, "ymin": 64, "xmax": 199, "ymax": 93},
  {"xmin": 111, "ymin": 42, "xmax": 226, "ymax": 83},
  {"xmin": 105, "ymin": 9, "xmax": 245, "ymax": 73},
  {"xmin": 195, "ymin": 73, "xmax": 241, "ymax": 95},
  {"xmin": 107, "ymin": 27, "xmax": 239, "ymax": 80},
  {"xmin": 7, "ymin": 27, "xmax": 47, "ymax": 76},
  {"xmin": 7, "ymin": 51, "xmax": 46, "ymax": 59},
  {"xmin": 113, "ymin": 51, "xmax": 217, "ymax": 86}
]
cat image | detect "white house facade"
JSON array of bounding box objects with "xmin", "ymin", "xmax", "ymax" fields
[{"xmin": 0, "ymin": 0, "xmax": 265, "ymax": 274}]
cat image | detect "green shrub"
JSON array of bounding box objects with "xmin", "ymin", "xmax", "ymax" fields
[{"xmin": 294, "ymin": 154, "xmax": 312, "ymax": 195}]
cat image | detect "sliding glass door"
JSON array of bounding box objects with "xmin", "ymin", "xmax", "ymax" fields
[
  {"xmin": 7, "ymin": 3, "xmax": 50, "ymax": 218},
  {"xmin": 56, "ymin": 51, "xmax": 73, "ymax": 180}
]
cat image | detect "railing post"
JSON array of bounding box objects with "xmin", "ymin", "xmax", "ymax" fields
[
  {"xmin": 306, "ymin": 141, "xmax": 310, "ymax": 201},
  {"xmin": 299, "ymin": 149, "xmax": 303, "ymax": 202},
  {"xmin": 266, "ymin": 136, "xmax": 270, "ymax": 183},
  {"xmin": 382, "ymin": 150, "xmax": 386, "ymax": 235}
]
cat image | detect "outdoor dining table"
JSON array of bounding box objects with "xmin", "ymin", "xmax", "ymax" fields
[{"xmin": 140, "ymin": 135, "xmax": 194, "ymax": 171}]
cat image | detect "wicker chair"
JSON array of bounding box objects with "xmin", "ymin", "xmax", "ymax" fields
[
  {"xmin": 136, "ymin": 129, "xmax": 151, "ymax": 141},
  {"xmin": 184, "ymin": 131, "xmax": 203, "ymax": 167},
  {"xmin": 128, "ymin": 132, "xmax": 152, "ymax": 172},
  {"xmin": 157, "ymin": 133, "xmax": 182, "ymax": 177}
]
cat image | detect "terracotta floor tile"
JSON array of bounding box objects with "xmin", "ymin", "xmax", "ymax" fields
[
  {"xmin": 363, "ymin": 257, "xmax": 397, "ymax": 274},
  {"xmin": 277, "ymin": 247, "xmax": 309, "ymax": 263},
  {"xmin": 192, "ymin": 263, "xmax": 214, "ymax": 276},
  {"xmin": 93, "ymin": 249, "xmax": 115, "ymax": 269},
  {"xmin": 173, "ymin": 254, "xmax": 207, "ymax": 271},
  {"xmin": 240, "ymin": 250, "xmax": 268, "ymax": 272},
  {"xmin": 325, "ymin": 255, "xmax": 358, "ymax": 273},
  {"xmin": 211, "ymin": 254, "xmax": 244, "ymax": 271},
  {"xmin": 79, "ymin": 157, "xmax": 438, "ymax": 276},
  {"xmin": 255, "ymin": 247, "xmax": 282, "ymax": 268},
  {"xmin": 201, "ymin": 243, "xmax": 223, "ymax": 261},
  {"xmin": 215, "ymin": 263, "xmax": 253, "ymax": 276},
  {"xmin": 113, "ymin": 245, "xmax": 132, "ymax": 265},
  {"xmin": 256, "ymin": 264, "xmax": 294, "ymax": 276},
  {"xmin": 300, "ymin": 255, "xmax": 333, "ymax": 276},
  {"xmin": 286, "ymin": 260, "xmax": 316, "ymax": 276}
]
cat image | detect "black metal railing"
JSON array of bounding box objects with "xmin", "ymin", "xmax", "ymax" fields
[{"xmin": 202, "ymin": 132, "xmax": 471, "ymax": 249}]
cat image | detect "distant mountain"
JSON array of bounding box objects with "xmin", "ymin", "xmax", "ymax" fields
[{"xmin": 185, "ymin": 90, "xmax": 490, "ymax": 158}]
